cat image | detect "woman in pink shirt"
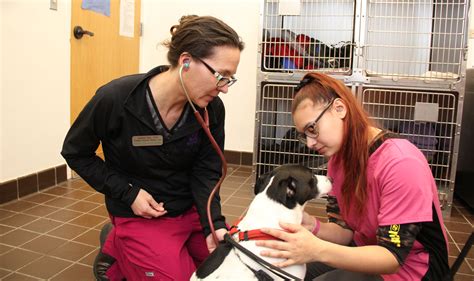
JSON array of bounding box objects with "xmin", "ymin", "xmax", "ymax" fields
[{"xmin": 257, "ymin": 73, "xmax": 450, "ymax": 280}]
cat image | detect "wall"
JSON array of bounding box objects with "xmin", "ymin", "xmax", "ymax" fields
[
  {"xmin": 0, "ymin": 0, "xmax": 258, "ymax": 184},
  {"xmin": 0, "ymin": 2, "xmax": 3, "ymax": 180},
  {"xmin": 139, "ymin": 0, "xmax": 259, "ymax": 153},
  {"xmin": 0, "ymin": 0, "xmax": 71, "ymax": 182}
]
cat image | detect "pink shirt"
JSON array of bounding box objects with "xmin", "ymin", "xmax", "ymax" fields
[{"xmin": 327, "ymin": 139, "xmax": 447, "ymax": 280}]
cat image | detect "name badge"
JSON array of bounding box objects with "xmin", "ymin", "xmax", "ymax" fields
[{"xmin": 132, "ymin": 135, "xmax": 163, "ymax": 147}]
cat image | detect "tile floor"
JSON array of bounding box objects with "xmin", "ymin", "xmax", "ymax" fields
[{"xmin": 0, "ymin": 165, "xmax": 472, "ymax": 280}]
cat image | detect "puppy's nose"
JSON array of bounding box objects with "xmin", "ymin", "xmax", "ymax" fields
[{"xmin": 314, "ymin": 175, "xmax": 333, "ymax": 197}]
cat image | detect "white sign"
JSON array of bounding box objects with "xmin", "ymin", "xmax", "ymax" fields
[
  {"xmin": 414, "ymin": 102, "xmax": 439, "ymax": 122},
  {"xmin": 278, "ymin": 0, "xmax": 301, "ymax": 16},
  {"xmin": 120, "ymin": 0, "xmax": 135, "ymax": 38}
]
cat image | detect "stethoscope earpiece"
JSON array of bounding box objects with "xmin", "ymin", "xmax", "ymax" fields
[{"xmin": 178, "ymin": 61, "xmax": 208, "ymax": 127}]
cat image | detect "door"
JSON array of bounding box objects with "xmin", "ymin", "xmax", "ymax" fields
[{"xmin": 70, "ymin": 0, "xmax": 141, "ymax": 158}]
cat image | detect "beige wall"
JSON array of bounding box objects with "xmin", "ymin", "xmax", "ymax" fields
[
  {"xmin": 0, "ymin": 0, "xmax": 259, "ymax": 182},
  {"xmin": 0, "ymin": 1, "xmax": 3, "ymax": 181},
  {"xmin": 0, "ymin": 0, "xmax": 71, "ymax": 181}
]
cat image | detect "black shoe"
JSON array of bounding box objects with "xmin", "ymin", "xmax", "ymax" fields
[{"xmin": 93, "ymin": 222, "xmax": 115, "ymax": 281}]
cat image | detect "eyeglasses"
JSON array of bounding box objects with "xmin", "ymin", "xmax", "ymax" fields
[
  {"xmin": 195, "ymin": 57, "xmax": 237, "ymax": 88},
  {"xmin": 297, "ymin": 99, "xmax": 335, "ymax": 144}
]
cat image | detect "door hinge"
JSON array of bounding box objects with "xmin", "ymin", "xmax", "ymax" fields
[{"xmin": 140, "ymin": 22, "xmax": 143, "ymax": 37}]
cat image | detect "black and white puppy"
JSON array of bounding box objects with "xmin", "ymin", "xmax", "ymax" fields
[{"xmin": 191, "ymin": 164, "xmax": 332, "ymax": 280}]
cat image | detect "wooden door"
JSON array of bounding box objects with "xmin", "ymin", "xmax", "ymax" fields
[{"xmin": 70, "ymin": 0, "xmax": 141, "ymax": 158}]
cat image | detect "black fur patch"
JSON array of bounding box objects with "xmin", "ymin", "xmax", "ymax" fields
[
  {"xmin": 195, "ymin": 241, "xmax": 233, "ymax": 278},
  {"xmin": 254, "ymin": 171, "xmax": 272, "ymax": 195},
  {"xmin": 259, "ymin": 164, "xmax": 318, "ymax": 209}
]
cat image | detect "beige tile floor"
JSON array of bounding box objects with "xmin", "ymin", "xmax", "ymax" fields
[{"xmin": 0, "ymin": 164, "xmax": 472, "ymax": 280}]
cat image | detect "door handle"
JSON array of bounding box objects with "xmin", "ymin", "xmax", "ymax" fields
[{"xmin": 73, "ymin": 26, "xmax": 94, "ymax": 39}]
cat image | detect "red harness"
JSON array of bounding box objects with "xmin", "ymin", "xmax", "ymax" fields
[{"xmin": 228, "ymin": 218, "xmax": 280, "ymax": 242}]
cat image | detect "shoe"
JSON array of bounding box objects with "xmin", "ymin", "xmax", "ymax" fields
[{"xmin": 93, "ymin": 222, "xmax": 115, "ymax": 281}]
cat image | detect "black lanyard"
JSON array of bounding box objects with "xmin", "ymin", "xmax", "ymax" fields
[
  {"xmin": 224, "ymin": 234, "xmax": 302, "ymax": 281},
  {"xmin": 368, "ymin": 130, "xmax": 399, "ymax": 156}
]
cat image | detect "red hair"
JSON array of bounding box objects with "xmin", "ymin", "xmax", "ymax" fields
[{"xmin": 292, "ymin": 73, "xmax": 374, "ymax": 217}]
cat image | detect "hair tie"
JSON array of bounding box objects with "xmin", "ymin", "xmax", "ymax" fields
[
  {"xmin": 294, "ymin": 77, "xmax": 314, "ymax": 93},
  {"xmin": 312, "ymin": 217, "xmax": 321, "ymax": 235}
]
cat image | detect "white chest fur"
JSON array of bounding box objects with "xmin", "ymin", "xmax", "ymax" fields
[
  {"xmin": 231, "ymin": 183, "xmax": 307, "ymax": 280},
  {"xmin": 192, "ymin": 166, "xmax": 332, "ymax": 281}
]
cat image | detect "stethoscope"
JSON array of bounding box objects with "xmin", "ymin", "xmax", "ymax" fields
[
  {"xmin": 179, "ymin": 64, "xmax": 210, "ymax": 127},
  {"xmin": 179, "ymin": 63, "xmax": 228, "ymax": 245},
  {"xmin": 179, "ymin": 65, "xmax": 300, "ymax": 280}
]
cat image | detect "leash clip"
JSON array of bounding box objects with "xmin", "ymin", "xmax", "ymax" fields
[{"xmin": 231, "ymin": 233, "xmax": 240, "ymax": 242}]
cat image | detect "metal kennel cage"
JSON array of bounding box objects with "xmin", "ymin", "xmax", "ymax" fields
[
  {"xmin": 255, "ymin": 0, "xmax": 469, "ymax": 216},
  {"xmin": 260, "ymin": 0, "xmax": 356, "ymax": 74},
  {"xmin": 254, "ymin": 82, "xmax": 328, "ymax": 178},
  {"xmin": 363, "ymin": 0, "xmax": 468, "ymax": 83},
  {"xmin": 254, "ymin": 81, "xmax": 355, "ymax": 178},
  {"xmin": 359, "ymin": 87, "xmax": 461, "ymax": 215}
]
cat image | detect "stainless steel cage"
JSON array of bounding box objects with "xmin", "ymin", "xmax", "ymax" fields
[
  {"xmin": 261, "ymin": 0, "xmax": 356, "ymax": 74},
  {"xmin": 363, "ymin": 0, "xmax": 468, "ymax": 82},
  {"xmin": 255, "ymin": 83, "xmax": 328, "ymax": 178},
  {"xmin": 359, "ymin": 87, "xmax": 460, "ymax": 214},
  {"xmin": 255, "ymin": 0, "xmax": 469, "ymax": 216}
]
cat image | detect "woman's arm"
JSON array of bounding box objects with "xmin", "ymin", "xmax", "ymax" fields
[
  {"xmin": 317, "ymin": 221, "xmax": 354, "ymax": 245},
  {"xmin": 302, "ymin": 212, "xmax": 353, "ymax": 245},
  {"xmin": 61, "ymin": 86, "xmax": 140, "ymax": 206},
  {"xmin": 316, "ymin": 238, "xmax": 400, "ymax": 274},
  {"xmin": 257, "ymin": 222, "xmax": 400, "ymax": 275}
]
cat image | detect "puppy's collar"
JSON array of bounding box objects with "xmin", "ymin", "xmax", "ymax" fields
[{"xmin": 229, "ymin": 219, "xmax": 282, "ymax": 242}]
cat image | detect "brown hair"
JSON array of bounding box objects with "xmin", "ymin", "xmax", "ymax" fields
[
  {"xmin": 163, "ymin": 15, "xmax": 245, "ymax": 67},
  {"xmin": 292, "ymin": 73, "xmax": 374, "ymax": 217}
]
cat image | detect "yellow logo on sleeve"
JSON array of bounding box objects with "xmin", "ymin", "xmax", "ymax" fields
[{"xmin": 389, "ymin": 224, "xmax": 401, "ymax": 247}]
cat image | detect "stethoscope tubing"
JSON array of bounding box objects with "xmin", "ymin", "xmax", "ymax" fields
[{"xmin": 179, "ymin": 65, "xmax": 227, "ymax": 245}]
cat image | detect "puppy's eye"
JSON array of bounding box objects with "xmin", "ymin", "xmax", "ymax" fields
[
  {"xmin": 289, "ymin": 179, "xmax": 297, "ymax": 191},
  {"xmin": 286, "ymin": 179, "xmax": 296, "ymax": 197}
]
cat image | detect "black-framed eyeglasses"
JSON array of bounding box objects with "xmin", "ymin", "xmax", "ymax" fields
[
  {"xmin": 297, "ymin": 99, "xmax": 335, "ymax": 144},
  {"xmin": 195, "ymin": 57, "xmax": 237, "ymax": 88}
]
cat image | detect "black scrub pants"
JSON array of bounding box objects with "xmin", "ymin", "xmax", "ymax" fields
[{"xmin": 305, "ymin": 262, "xmax": 383, "ymax": 281}]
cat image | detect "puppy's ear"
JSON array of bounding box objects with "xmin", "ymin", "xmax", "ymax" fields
[
  {"xmin": 254, "ymin": 171, "xmax": 271, "ymax": 195},
  {"xmin": 266, "ymin": 176, "xmax": 297, "ymax": 209}
]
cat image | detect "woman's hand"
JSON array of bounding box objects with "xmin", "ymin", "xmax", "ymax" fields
[
  {"xmin": 256, "ymin": 221, "xmax": 321, "ymax": 267},
  {"xmin": 206, "ymin": 228, "xmax": 228, "ymax": 253},
  {"xmin": 131, "ymin": 189, "xmax": 167, "ymax": 219}
]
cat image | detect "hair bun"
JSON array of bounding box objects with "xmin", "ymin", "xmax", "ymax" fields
[
  {"xmin": 179, "ymin": 15, "xmax": 198, "ymax": 24},
  {"xmin": 163, "ymin": 15, "xmax": 244, "ymax": 67},
  {"xmin": 169, "ymin": 24, "xmax": 179, "ymax": 35},
  {"xmin": 169, "ymin": 15, "xmax": 199, "ymax": 36}
]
